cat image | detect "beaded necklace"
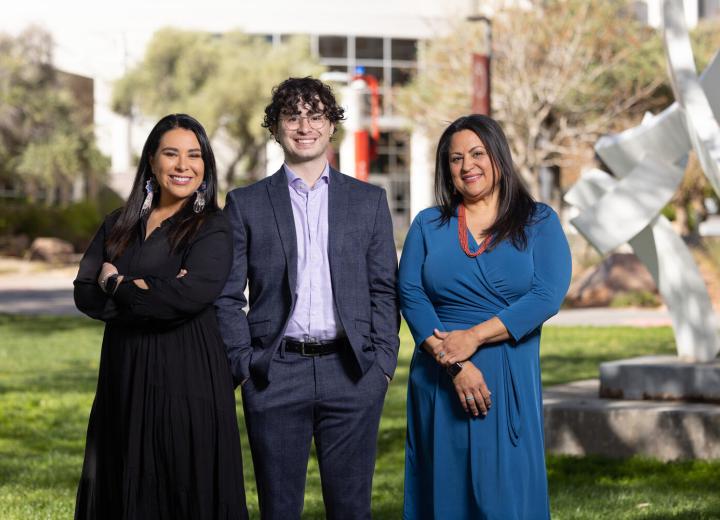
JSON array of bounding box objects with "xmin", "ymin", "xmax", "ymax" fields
[{"xmin": 457, "ymin": 203, "xmax": 492, "ymax": 258}]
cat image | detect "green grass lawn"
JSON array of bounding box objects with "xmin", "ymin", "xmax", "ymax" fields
[{"xmin": 1, "ymin": 315, "xmax": 719, "ymax": 519}]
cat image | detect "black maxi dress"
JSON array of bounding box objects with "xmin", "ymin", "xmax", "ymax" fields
[{"xmin": 73, "ymin": 209, "xmax": 248, "ymax": 520}]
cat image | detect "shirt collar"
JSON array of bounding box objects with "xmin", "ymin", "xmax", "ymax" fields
[{"xmin": 284, "ymin": 163, "xmax": 330, "ymax": 193}]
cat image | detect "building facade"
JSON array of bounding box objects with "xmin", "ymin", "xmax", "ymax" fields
[{"xmin": 2, "ymin": 0, "xmax": 718, "ymax": 233}]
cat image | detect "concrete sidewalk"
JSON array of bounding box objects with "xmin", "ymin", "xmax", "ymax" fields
[
  {"xmin": 0, "ymin": 264, "xmax": 79, "ymax": 316},
  {"xmin": 547, "ymin": 307, "xmax": 676, "ymax": 327},
  {"xmin": 2, "ymin": 258, "xmax": 716, "ymax": 325},
  {"xmin": 0, "ymin": 261, "xmax": 701, "ymax": 325}
]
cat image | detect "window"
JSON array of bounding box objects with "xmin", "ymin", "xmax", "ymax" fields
[
  {"xmin": 369, "ymin": 131, "xmax": 411, "ymax": 230},
  {"xmin": 318, "ymin": 36, "xmax": 347, "ymax": 58},
  {"xmin": 356, "ymin": 37, "xmax": 383, "ymax": 59},
  {"xmin": 327, "ymin": 64, "xmax": 347, "ymax": 74},
  {"xmin": 392, "ymin": 39, "xmax": 417, "ymax": 61},
  {"xmin": 358, "ymin": 66, "xmax": 384, "ymax": 83},
  {"xmin": 312, "ymin": 35, "xmax": 420, "ymax": 114},
  {"xmin": 372, "ymin": 131, "xmax": 410, "ymax": 174},
  {"xmin": 391, "ymin": 67, "xmax": 415, "ymax": 86}
]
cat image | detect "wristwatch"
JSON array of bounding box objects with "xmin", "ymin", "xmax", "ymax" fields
[
  {"xmin": 104, "ymin": 274, "xmax": 120, "ymax": 295},
  {"xmin": 447, "ymin": 362, "xmax": 464, "ymax": 378}
]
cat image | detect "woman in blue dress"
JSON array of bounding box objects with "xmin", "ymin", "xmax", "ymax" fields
[{"xmin": 399, "ymin": 115, "xmax": 571, "ymax": 519}]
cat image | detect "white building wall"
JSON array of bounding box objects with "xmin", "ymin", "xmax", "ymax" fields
[{"xmin": 410, "ymin": 129, "xmax": 434, "ymax": 221}]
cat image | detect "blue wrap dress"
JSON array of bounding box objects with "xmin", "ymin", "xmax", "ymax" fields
[{"xmin": 399, "ymin": 203, "xmax": 571, "ymax": 520}]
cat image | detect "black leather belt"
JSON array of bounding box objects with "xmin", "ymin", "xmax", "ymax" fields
[{"xmin": 283, "ymin": 337, "xmax": 349, "ymax": 356}]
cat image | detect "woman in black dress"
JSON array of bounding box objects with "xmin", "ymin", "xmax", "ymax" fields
[{"xmin": 73, "ymin": 114, "xmax": 248, "ymax": 519}]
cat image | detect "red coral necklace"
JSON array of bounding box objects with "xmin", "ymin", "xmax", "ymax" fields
[{"xmin": 458, "ymin": 203, "xmax": 492, "ymax": 258}]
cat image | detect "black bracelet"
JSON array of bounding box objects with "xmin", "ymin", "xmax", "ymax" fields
[
  {"xmin": 447, "ymin": 362, "xmax": 464, "ymax": 378},
  {"xmin": 105, "ymin": 274, "xmax": 120, "ymax": 295}
]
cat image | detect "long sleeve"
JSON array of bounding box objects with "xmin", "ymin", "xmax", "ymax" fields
[
  {"xmin": 398, "ymin": 212, "xmax": 445, "ymax": 348},
  {"xmin": 366, "ymin": 189, "xmax": 401, "ymax": 377},
  {"xmin": 214, "ymin": 192, "xmax": 252, "ymax": 385},
  {"xmin": 496, "ymin": 208, "xmax": 572, "ymax": 342},
  {"xmin": 112, "ymin": 215, "xmax": 233, "ymax": 325},
  {"xmin": 73, "ymin": 211, "xmax": 123, "ymax": 321}
]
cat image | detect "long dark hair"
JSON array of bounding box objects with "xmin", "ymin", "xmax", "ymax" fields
[
  {"xmin": 435, "ymin": 114, "xmax": 536, "ymax": 250},
  {"xmin": 105, "ymin": 114, "xmax": 220, "ymax": 260}
]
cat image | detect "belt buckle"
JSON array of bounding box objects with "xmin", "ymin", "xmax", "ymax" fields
[{"xmin": 300, "ymin": 335, "xmax": 318, "ymax": 357}]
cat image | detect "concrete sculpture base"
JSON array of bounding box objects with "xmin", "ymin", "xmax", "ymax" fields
[
  {"xmin": 599, "ymin": 355, "xmax": 720, "ymax": 402},
  {"xmin": 543, "ymin": 380, "xmax": 720, "ymax": 460}
]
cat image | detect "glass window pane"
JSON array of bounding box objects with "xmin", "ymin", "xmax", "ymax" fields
[
  {"xmin": 391, "ymin": 67, "xmax": 415, "ymax": 86},
  {"xmin": 356, "ymin": 37, "xmax": 384, "ymax": 59},
  {"xmin": 396, "ymin": 154, "xmax": 408, "ymax": 169},
  {"xmin": 391, "ymin": 133, "xmax": 408, "ymax": 150},
  {"xmin": 372, "ymin": 152, "xmax": 390, "ymax": 174},
  {"xmin": 327, "ymin": 64, "xmax": 347, "ymax": 74},
  {"xmin": 392, "ymin": 39, "xmax": 417, "ymax": 61},
  {"xmin": 319, "ymin": 36, "xmax": 347, "ymax": 58},
  {"xmin": 358, "ymin": 66, "xmax": 384, "ymax": 83}
]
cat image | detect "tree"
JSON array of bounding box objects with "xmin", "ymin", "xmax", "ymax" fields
[
  {"xmin": 113, "ymin": 29, "xmax": 324, "ymax": 185},
  {"xmin": 0, "ymin": 26, "xmax": 109, "ymax": 204},
  {"xmin": 395, "ymin": 0, "xmax": 711, "ymax": 206}
]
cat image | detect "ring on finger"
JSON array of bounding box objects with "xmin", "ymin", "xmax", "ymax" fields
[
  {"xmin": 465, "ymin": 395, "xmax": 475, "ymax": 401},
  {"xmin": 438, "ymin": 351, "xmax": 446, "ymax": 359}
]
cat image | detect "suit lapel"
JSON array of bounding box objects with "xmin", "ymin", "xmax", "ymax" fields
[
  {"xmin": 328, "ymin": 167, "xmax": 349, "ymax": 259},
  {"xmin": 267, "ymin": 167, "xmax": 297, "ymax": 294}
]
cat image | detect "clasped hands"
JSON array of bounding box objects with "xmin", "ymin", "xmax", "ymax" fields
[
  {"xmin": 428, "ymin": 328, "xmax": 479, "ymax": 366},
  {"xmin": 424, "ymin": 328, "xmax": 491, "ymax": 417}
]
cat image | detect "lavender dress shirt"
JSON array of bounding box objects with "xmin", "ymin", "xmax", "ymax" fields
[{"xmin": 284, "ymin": 163, "xmax": 344, "ymax": 341}]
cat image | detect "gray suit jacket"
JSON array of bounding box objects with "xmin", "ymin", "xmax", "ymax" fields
[{"xmin": 215, "ymin": 167, "xmax": 400, "ymax": 385}]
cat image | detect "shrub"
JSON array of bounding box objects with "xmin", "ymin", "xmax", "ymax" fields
[
  {"xmin": 0, "ymin": 188, "xmax": 123, "ymax": 253},
  {"xmin": 609, "ymin": 290, "xmax": 661, "ymax": 308}
]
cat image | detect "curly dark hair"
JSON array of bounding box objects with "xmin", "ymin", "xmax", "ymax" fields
[{"xmin": 262, "ymin": 77, "xmax": 345, "ymax": 136}]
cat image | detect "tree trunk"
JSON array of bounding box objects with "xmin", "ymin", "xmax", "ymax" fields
[
  {"xmin": 539, "ymin": 165, "xmax": 563, "ymax": 211},
  {"xmin": 519, "ymin": 165, "xmax": 540, "ymax": 200},
  {"xmin": 673, "ymin": 204, "xmax": 690, "ymax": 236},
  {"xmin": 58, "ymin": 180, "xmax": 73, "ymax": 206},
  {"xmin": 85, "ymin": 172, "xmax": 99, "ymax": 201},
  {"xmin": 224, "ymin": 150, "xmax": 244, "ymax": 188}
]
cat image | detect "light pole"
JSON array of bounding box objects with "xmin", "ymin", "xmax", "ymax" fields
[{"xmin": 467, "ymin": 14, "xmax": 492, "ymax": 116}]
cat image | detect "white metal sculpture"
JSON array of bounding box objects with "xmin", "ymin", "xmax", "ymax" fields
[{"xmin": 565, "ymin": 0, "xmax": 720, "ymax": 361}]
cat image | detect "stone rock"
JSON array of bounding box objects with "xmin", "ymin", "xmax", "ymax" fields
[
  {"xmin": 599, "ymin": 355, "xmax": 720, "ymax": 402},
  {"xmin": 28, "ymin": 237, "xmax": 75, "ymax": 263},
  {"xmin": 0, "ymin": 234, "xmax": 30, "ymax": 257},
  {"xmin": 544, "ymin": 379, "xmax": 720, "ymax": 461},
  {"xmin": 566, "ymin": 253, "xmax": 658, "ymax": 307}
]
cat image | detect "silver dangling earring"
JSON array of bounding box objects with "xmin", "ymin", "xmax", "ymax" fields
[
  {"xmin": 140, "ymin": 178, "xmax": 154, "ymax": 216},
  {"xmin": 193, "ymin": 181, "xmax": 207, "ymax": 214}
]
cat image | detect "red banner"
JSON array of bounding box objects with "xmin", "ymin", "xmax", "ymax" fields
[{"xmin": 472, "ymin": 53, "xmax": 491, "ymax": 115}]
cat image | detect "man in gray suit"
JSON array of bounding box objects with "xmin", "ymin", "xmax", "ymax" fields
[{"xmin": 215, "ymin": 77, "xmax": 399, "ymax": 520}]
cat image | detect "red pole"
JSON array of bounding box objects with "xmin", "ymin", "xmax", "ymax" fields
[
  {"xmin": 355, "ymin": 130, "xmax": 369, "ymax": 182},
  {"xmin": 472, "ymin": 53, "xmax": 491, "ymax": 116}
]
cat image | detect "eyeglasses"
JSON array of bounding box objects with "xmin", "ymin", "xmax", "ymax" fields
[{"xmin": 281, "ymin": 114, "xmax": 328, "ymax": 130}]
